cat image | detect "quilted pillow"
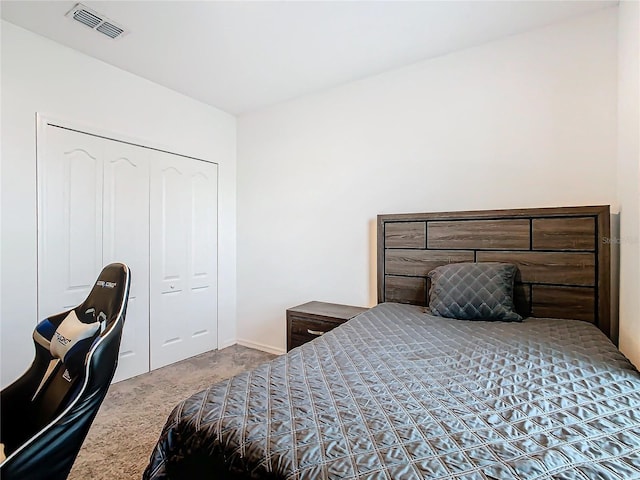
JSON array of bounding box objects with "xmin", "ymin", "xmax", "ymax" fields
[
  {"xmin": 427, "ymin": 262, "xmax": 522, "ymax": 322},
  {"xmin": 34, "ymin": 310, "xmax": 101, "ymax": 371},
  {"xmin": 50, "ymin": 310, "xmax": 100, "ymax": 362}
]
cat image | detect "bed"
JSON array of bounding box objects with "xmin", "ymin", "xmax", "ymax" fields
[{"xmin": 144, "ymin": 205, "xmax": 640, "ymax": 480}]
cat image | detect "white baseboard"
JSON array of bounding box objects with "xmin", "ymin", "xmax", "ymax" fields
[
  {"xmin": 218, "ymin": 338, "xmax": 237, "ymax": 350},
  {"xmin": 237, "ymin": 338, "xmax": 286, "ymax": 356}
]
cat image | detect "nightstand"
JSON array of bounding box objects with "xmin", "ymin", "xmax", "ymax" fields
[{"xmin": 286, "ymin": 301, "xmax": 369, "ymax": 351}]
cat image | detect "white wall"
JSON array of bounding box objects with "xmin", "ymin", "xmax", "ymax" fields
[
  {"xmin": 617, "ymin": 0, "xmax": 640, "ymax": 368},
  {"xmin": 237, "ymin": 9, "xmax": 619, "ymax": 353},
  {"xmin": 0, "ymin": 21, "xmax": 237, "ymax": 387}
]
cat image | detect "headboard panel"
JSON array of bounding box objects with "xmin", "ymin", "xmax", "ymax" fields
[{"xmin": 377, "ymin": 205, "xmax": 613, "ymax": 341}]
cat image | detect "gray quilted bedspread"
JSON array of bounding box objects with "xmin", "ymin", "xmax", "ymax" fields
[{"xmin": 144, "ymin": 303, "xmax": 640, "ymax": 480}]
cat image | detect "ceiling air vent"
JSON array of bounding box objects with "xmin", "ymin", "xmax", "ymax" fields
[{"xmin": 65, "ymin": 3, "xmax": 128, "ymax": 40}]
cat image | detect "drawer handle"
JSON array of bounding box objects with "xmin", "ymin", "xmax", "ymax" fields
[{"xmin": 307, "ymin": 329, "xmax": 325, "ymax": 336}]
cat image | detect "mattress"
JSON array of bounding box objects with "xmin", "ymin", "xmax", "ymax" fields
[{"xmin": 144, "ymin": 303, "xmax": 640, "ymax": 479}]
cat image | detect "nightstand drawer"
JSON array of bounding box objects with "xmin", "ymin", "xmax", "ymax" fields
[{"xmin": 289, "ymin": 315, "xmax": 341, "ymax": 337}]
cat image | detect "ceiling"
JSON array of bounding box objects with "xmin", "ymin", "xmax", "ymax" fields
[{"xmin": 1, "ymin": 1, "xmax": 616, "ymax": 115}]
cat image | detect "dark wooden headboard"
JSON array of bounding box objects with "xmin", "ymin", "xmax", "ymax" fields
[{"xmin": 377, "ymin": 205, "xmax": 614, "ymax": 342}]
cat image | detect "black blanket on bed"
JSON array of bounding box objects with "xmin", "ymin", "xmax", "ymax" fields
[{"xmin": 144, "ymin": 303, "xmax": 640, "ymax": 479}]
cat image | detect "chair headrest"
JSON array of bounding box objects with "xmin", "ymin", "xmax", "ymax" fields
[{"xmin": 79, "ymin": 263, "xmax": 129, "ymax": 328}]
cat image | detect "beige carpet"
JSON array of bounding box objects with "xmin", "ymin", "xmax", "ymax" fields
[{"xmin": 68, "ymin": 345, "xmax": 275, "ymax": 480}]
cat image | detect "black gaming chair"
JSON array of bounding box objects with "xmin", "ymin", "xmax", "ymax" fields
[{"xmin": 0, "ymin": 263, "xmax": 131, "ymax": 480}]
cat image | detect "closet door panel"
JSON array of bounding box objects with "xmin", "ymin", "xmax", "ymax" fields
[
  {"xmin": 150, "ymin": 153, "xmax": 217, "ymax": 369},
  {"xmin": 103, "ymin": 143, "xmax": 150, "ymax": 382},
  {"xmin": 38, "ymin": 126, "xmax": 104, "ymax": 318},
  {"xmin": 191, "ymin": 170, "xmax": 217, "ymax": 289},
  {"xmin": 159, "ymin": 166, "xmax": 188, "ymax": 292},
  {"xmin": 187, "ymin": 163, "xmax": 218, "ymax": 347},
  {"xmin": 150, "ymin": 153, "xmax": 190, "ymax": 369}
]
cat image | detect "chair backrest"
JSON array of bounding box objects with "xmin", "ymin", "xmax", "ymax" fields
[{"xmin": 0, "ymin": 263, "xmax": 130, "ymax": 480}]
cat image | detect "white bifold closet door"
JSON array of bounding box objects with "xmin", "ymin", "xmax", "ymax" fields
[
  {"xmin": 149, "ymin": 152, "xmax": 218, "ymax": 370},
  {"xmin": 102, "ymin": 142, "xmax": 151, "ymax": 382},
  {"xmin": 38, "ymin": 123, "xmax": 217, "ymax": 382},
  {"xmin": 38, "ymin": 127, "xmax": 106, "ymax": 316}
]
